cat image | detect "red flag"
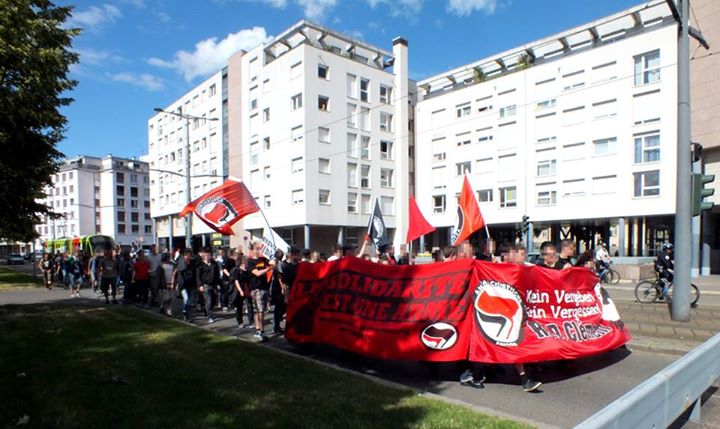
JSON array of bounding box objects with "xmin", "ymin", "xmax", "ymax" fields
[
  {"xmin": 451, "ymin": 176, "xmax": 485, "ymax": 246},
  {"xmin": 406, "ymin": 196, "xmax": 436, "ymax": 243},
  {"xmin": 179, "ymin": 179, "xmax": 260, "ymax": 235}
]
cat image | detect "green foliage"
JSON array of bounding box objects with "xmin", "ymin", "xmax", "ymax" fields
[
  {"xmin": 472, "ymin": 66, "xmax": 485, "ymax": 83},
  {"xmin": 0, "ymin": 0, "xmax": 79, "ymax": 242},
  {"xmin": 516, "ymin": 53, "xmax": 531, "ymax": 70}
]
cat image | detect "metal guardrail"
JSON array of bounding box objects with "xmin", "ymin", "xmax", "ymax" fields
[{"xmin": 576, "ymin": 332, "xmax": 720, "ymax": 428}]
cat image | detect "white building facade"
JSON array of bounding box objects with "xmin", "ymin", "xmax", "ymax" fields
[
  {"xmin": 233, "ymin": 22, "xmax": 412, "ymax": 252},
  {"xmin": 147, "ymin": 71, "xmax": 228, "ymax": 250},
  {"xmin": 414, "ymin": 1, "xmax": 677, "ymax": 256},
  {"xmin": 35, "ymin": 155, "xmax": 154, "ymax": 248}
]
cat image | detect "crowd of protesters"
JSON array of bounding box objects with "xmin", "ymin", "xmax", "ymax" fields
[{"xmin": 37, "ymin": 236, "xmax": 617, "ymax": 394}]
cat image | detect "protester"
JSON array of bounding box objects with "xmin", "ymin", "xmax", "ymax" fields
[
  {"xmin": 88, "ymin": 249, "xmax": 104, "ymax": 293},
  {"xmin": 147, "ymin": 245, "xmax": 162, "ymax": 307},
  {"xmin": 159, "ymin": 253, "xmax": 174, "ymax": 316},
  {"xmin": 68, "ymin": 251, "xmax": 84, "ymax": 298},
  {"xmin": 40, "ymin": 253, "xmax": 54, "ymax": 289},
  {"xmin": 558, "ymin": 239, "xmax": 576, "ymax": 269},
  {"xmin": 197, "ymin": 248, "xmax": 220, "ymax": 324},
  {"xmin": 219, "ymin": 248, "xmax": 235, "ymax": 312},
  {"xmin": 132, "ymin": 251, "xmax": 151, "ymax": 308},
  {"xmin": 99, "ymin": 248, "xmax": 119, "ymax": 305},
  {"xmin": 119, "ymin": 252, "xmax": 134, "ymax": 303},
  {"xmin": 595, "ymin": 241, "xmax": 611, "ymax": 272},
  {"xmin": 537, "ymin": 242, "xmax": 562, "ymax": 270},
  {"xmin": 655, "ymin": 242, "xmax": 674, "ymax": 298},
  {"xmin": 301, "ymin": 249, "xmax": 312, "ymax": 263},
  {"xmin": 231, "ymin": 251, "xmax": 253, "ymax": 329},
  {"xmin": 270, "ymin": 249, "xmax": 286, "ymax": 334},
  {"xmin": 247, "ymin": 244, "xmax": 273, "ymax": 341},
  {"xmin": 174, "ymin": 250, "xmax": 197, "ymax": 322},
  {"xmin": 326, "ymin": 244, "xmax": 343, "ymax": 261}
]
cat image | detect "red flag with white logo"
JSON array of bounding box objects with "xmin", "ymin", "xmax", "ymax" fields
[
  {"xmin": 179, "ymin": 178, "xmax": 259, "ymax": 235},
  {"xmin": 451, "ymin": 175, "xmax": 486, "ymax": 246}
]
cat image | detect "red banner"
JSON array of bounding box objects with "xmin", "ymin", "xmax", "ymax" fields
[{"xmin": 286, "ymin": 258, "xmax": 630, "ymax": 364}]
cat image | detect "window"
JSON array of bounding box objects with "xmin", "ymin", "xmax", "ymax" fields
[
  {"xmin": 634, "ymin": 133, "xmax": 660, "ymax": 164},
  {"xmin": 264, "ymin": 195, "xmax": 271, "ymax": 209},
  {"xmin": 291, "ymin": 93, "xmax": 303, "ymax": 110},
  {"xmin": 249, "ymin": 113, "xmax": 258, "ymax": 136},
  {"xmin": 456, "ymin": 134, "xmax": 472, "ymax": 146},
  {"xmin": 361, "ymin": 194, "xmax": 371, "ymax": 214},
  {"xmin": 263, "ymin": 108, "xmax": 270, "ymax": 122},
  {"xmin": 347, "ymin": 103, "xmax": 357, "ymax": 128},
  {"xmin": 478, "ymin": 189, "xmax": 493, "ymax": 202},
  {"xmin": 130, "ymin": 187, "xmax": 138, "ymax": 197},
  {"xmin": 380, "ymin": 85, "xmax": 392, "ymax": 104},
  {"xmin": 497, "ymin": 154, "xmax": 517, "ymax": 182},
  {"xmin": 263, "ymin": 136, "xmax": 270, "ymax": 151},
  {"xmin": 291, "ymin": 157, "xmax": 304, "ymax": 173},
  {"xmin": 318, "ymin": 64, "xmax": 329, "ymax": 79},
  {"xmin": 499, "ymin": 104, "xmax": 516, "ymax": 118},
  {"xmin": 633, "ymin": 90, "xmax": 661, "ymax": 125},
  {"xmin": 499, "ymin": 186, "xmax": 517, "ymax": 208},
  {"xmin": 117, "ymin": 198, "xmax": 125, "ymax": 206},
  {"xmin": 319, "ymin": 127, "xmax": 330, "ymax": 143},
  {"xmin": 292, "ymin": 189, "xmax": 304, "ymax": 204},
  {"xmin": 290, "ymin": 61, "xmax": 302, "ymax": 79},
  {"xmin": 380, "ymin": 140, "xmax": 393, "ymax": 160},
  {"xmin": 250, "ymin": 141, "xmax": 259, "ymax": 165},
  {"xmin": 433, "ymin": 152, "xmax": 446, "ymax": 162},
  {"xmin": 131, "ymin": 212, "xmax": 139, "ymax": 223},
  {"xmin": 144, "ymin": 225, "xmax": 152, "ymax": 234},
  {"xmin": 291, "ymin": 125, "xmax": 303, "ymax": 142},
  {"xmin": 432, "ymin": 165, "xmax": 447, "ymax": 190},
  {"xmin": 456, "ymin": 162, "xmax": 471, "ymax": 176},
  {"xmin": 347, "ymin": 192, "xmax": 358, "ymax": 213},
  {"xmin": 536, "ymin": 99, "xmax": 556, "ymax": 110},
  {"xmin": 117, "ymin": 211, "xmax": 125, "ymax": 222},
  {"xmin": 634, "ymin": 170, "xmax": 660, "ymax": 197},
  {"xmin": 317, "ymin": 189, "xmax": 330, "ymax": 205},
  {"xmin": 360, "ymin": 78, "xmax": 369, "ymax": 102},
  {"xmin": 209, "ymin": 84, "xmax": 216, "ymax": 96},
  {"xmin": 379, "ymin": 113, "xmax": 393, "ymax": 132},
  {"xmin": 118, "ymin": 224, "xmax": 126, "ymax": 234},
  {"xmin": 563, "ymin": 142, "xmax": 586, "ymax": 161},
  {"xmin": 263, "ymin": 166, "xmax": 271, "ymax": 179},
  {"xmin": 116, "ymin": 185, "xmax": 124, "ymax": 195},
  {"xmin": 562, "ymin": 106, "xmax": 585, "ymax": 126},
  {"xmin": 262, "ymin": 78, "xmax": 270, "ymax": 93},
  {"xmin": 381, "ymin": 196, "xmax": 394, "ymax": 215},
  {"xmin": 360, "ymin": 107, "xmax": 370, "ymax": 131},
  {"xmin": 347, "ymin": 163, "xmax": 358, "ymax": 187},
  {"xmin": 380, "ymin": 168, "xmax": 394, "ymax": 187},
  {"xmin": 563, "ymin": 179, "xmax": 586, "ymax": 197},
  {"xmin": 318, "ymin": 158, "xmax": 330, "ymax": 174},
  {"xmin": 347, "ymin": 74, "xmax": 358, "ymax": 98},
  {"xmin": 592, "ymin": 61, "xmax": 617, "ymax": 83},
  {"xmin": 536, "ymin": 160, "xmax": 557, "ymax": 177},
  {"xmin": 592, "ymin": 175, "xmax": 618, "ymax": 195},
  {"xmin": 562, "ymin": 69, "xmax": 585, "ymax": 91},
  {"xmin": 130, "ymin": 200, "xmax": 138, "ymax": 208},
  {"xmin": 361, "ymin": 165, "xmax": 371, "ymax": 188},
  {"xmin": 318, "ymin": 95, "xmax": 329, "ymax": 111},
  {"xmin": 477, "ymin": 127, "xmax": 493, "ymax": 143},
  {"xmin": 536, "ymin": 185, "xmax": 557, "ymax": 206},
  {"xmin": 592, "ymin": 99, "xmax": 617, "ymax": 119},
  {"xmin": 433, "ymin": 195, "xmax": 446, "ymax": 213},
  {"xmin": 456, "ymin": 102, "xmax": 471, "ymax": 118},
  {"xmin": 634, "ymin": 50, "xmax": 660, "ymax": 86},
  {"xmin": 593, "ymin": 137, "xmax": 617, "ymax": 156},
  {"xmin": 476, "ymin": 157, "xmax": 493, "ymax": 174},
  {"xmin": 360, "ymin": 136, "xmax": 370, "ymax": 160},
  {"xmin": 347, "ymin": 133, "xmax": 358, "ymax": 158}
]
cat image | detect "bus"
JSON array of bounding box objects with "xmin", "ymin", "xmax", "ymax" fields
[{"xmin": 45, "ymin": 235, "xmax": 117, "ymax": 255}]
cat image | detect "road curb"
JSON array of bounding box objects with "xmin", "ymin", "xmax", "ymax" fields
[{"xmin": 628, "ymin": 337, "xmax": 696, "ymax": 356}]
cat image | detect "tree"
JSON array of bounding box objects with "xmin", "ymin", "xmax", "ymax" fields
[{"xmin": 0, "ymin": 0, "xmax": 79, "ymax": 242}]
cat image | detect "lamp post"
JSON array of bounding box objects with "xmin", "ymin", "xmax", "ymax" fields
[{"xmin": 153, "ymin": 108, "xmax": 219, "ymax": 251}]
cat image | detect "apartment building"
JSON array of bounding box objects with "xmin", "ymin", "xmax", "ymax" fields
[
  {"xmin": 35, "ymin": 155, "xmax": 154, "ymax": 247},
  {"xmin": 414, "ymin": 0, "xmax": 677, "ymax": 257},
  {"xmin": 147, "ymin": 71, "xmax": 229, "ymax": 250},
  {"xmin": 229, "ymin": 21, "xmax": 412, "ymax": 252}
]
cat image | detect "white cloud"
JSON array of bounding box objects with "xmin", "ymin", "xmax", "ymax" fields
[
  {"xmin": 365, "ymin": 0, "xmax": 423, "ymax": 19},
  {"xmin": 68, "ymin": 4, "xmax": 122, "ymax": 30},
  {"xmin": 262, "ymin": 0, "xmax": 288, "ymax": 6},
  {"xmin": 75, "ymin": 48, "xmax": 123, "ymax": 65},
  {"xmin": 446, "ymin": 0, "xmax": 497, "ymax": 16},
  {"xmin": 148, "ymin": 27, "xmax": 271, "ymax": 81},
  {"xmin": 297, "ymin": 0, "xmax": 337, "ymax": 20},
  {"xmin": 111, "ymin": 72, "xmax": 165, "ymax": 91}
]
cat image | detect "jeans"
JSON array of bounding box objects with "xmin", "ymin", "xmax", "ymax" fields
[
  {"xmin": 136, "ymin": 279, "xmax": 150, "ymax": 305},
  {"xmin": 181, "ymin": 288, "xmax": 195, "ymax": 317},
  {"xmin": 203, "ymin": 285, "xmax": 215, "ymax": 320}
]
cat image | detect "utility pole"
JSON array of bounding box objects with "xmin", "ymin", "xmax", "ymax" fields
[{"xmin": 671, "ymin": 0, "xmax": 692, "ymax": 321}]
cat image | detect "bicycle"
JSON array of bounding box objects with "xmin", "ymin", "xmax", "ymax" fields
[
  {"xmin": 634, "ymin": 273, "xmax": 700, "ymax": 307},
  {"xmin": 597, "ymin": 261, "xmax": 620, "ymax": 285}
]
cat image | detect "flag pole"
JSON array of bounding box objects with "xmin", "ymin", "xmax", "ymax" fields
[{"xmin": 259, "ymin": 208, "xmax": 276, "ymax": 248}]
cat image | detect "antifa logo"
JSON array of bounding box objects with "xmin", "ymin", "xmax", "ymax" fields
[
  {"xmin": 595, "ymin": 283, "xmax": 624, "ymax": 329},
  {"xmin": 474, "ymin": 281, "xmax": 525, "ymax": 346},
  {"xmin": 420, "ymin": 323, "xmax": 458, "ymax": 350},
  {"xmin": 450, "ymin": 206, "xmax": 464, "ymax": 244},
  {"xmin": 197, "ymin": 197, "xmax": 238, "ymax": 228},
  {"xmin": 372, "ymin": 216, "xmax": 384, "ymax": 237}
]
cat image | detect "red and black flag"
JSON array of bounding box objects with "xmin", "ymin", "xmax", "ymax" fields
[
  {"xmin": 367, "ymin": 198, "xmax": 390, "ymax": 251},
  {"xmin": 451, "ymin": 175, "xmax": 486, "ymax": 246},
  {"xmin": 179, "ymin": 178, "xmax": 259, "ymax": 235}
]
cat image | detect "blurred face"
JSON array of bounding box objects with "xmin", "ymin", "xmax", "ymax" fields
[
  {"xmin": 561, "ymin": 243, "xmax": 574, "ymax": 257},
  {"xmin": 542, "ymin": 246, "xmax": 557, "ymax": 266},
  {"xmin": 183, "ymin": 253, "xmax": 191, "ymax": 263},
  {"xmin": 201, "ymin": 251, "xmax": 210, "ymax": 262}
]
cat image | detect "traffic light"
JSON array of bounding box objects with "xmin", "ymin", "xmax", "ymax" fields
[
  {"xmin": 521, "ymin": 215, "xmax": 530, "ymax": 235},
  {"xmin": 692, "ymin": 173, "xmax": 715, "ymax": 216}
]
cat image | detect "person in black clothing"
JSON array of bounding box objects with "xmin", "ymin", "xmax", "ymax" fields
[
  {"xmin": 280, "ymin": 247, "xmax": 300, "ymax": 301},
  {"xmin": 231, "ymin": 251, "xmax": 253, "ymax": 329},
  {"xmin": 247, "ymin": 245, "xmax": 273, "ymax": 341},
  {"xmin": 219, "ymin": 248, "xmax": 236, "ymax": 312},
  {"xmin": 655, "ymin": 242, "xmax": 674, "ymax": 297},
  {"xmin": 197, "ymin": 248, "xmax": 221, "ymax": 324},
  {"xmin": 557, "ymin": 239, "xmax": 576, "ymax": 269},
  {"xmin": 174, "ymin": 250, "xmax": 197, "ymax": 322},
  {"xmin": 536, "ymin": 242, "xmax": 563, "ymax": 270},
  {"xmin": 270, "ymin": 249, "xmax": 287, "ymax": 334}
]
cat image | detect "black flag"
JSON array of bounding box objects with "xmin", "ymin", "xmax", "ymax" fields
[{"xmin": 367, "ymin": 198, "xmax": 390, "ymax": 252}]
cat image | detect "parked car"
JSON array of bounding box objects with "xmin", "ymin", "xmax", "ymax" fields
[{"xmin": 7, "ymin": 253, "xmax": 25, "ymax": 265}]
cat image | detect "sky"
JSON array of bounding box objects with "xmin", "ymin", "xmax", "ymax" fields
[{"xmin": 58, "ymin": 0, "xmax": 642, "ymax": 159}]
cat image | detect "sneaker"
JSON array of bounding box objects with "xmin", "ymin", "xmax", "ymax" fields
[
  {"xmin": 222, "ymin": 307, "xmax": 229, "ymax": 313},
  {"xmin": 254, "ymin": 331, "xmax": 267, "ymax": 341},
  {"xmin": 522, "ymin": 379, "xmax": 542, "ymax": 392},
  {"xmin": 243, "ymin": 323, "xmax": 254, "ymax": 329},
  {"xmin": 459, "ymin": 370, "xmax": 473, "ymax": 384},
  {"xmin": 208, "ymin": 318, "xmax": 215, "ymax": 324}
]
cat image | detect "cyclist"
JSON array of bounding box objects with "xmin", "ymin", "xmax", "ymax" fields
[
  {"xmin": 595, "ymin": 242, "xmax": 611, "ymax": 271},
  {"xmin": 654, "ymin": 243, "xmax": 674, "ymax": 299}
]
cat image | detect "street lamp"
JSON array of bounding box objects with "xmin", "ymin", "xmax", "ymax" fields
[{"xmin": 153, "ymin": 107, "xmax": 219, "ymax": 251}]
